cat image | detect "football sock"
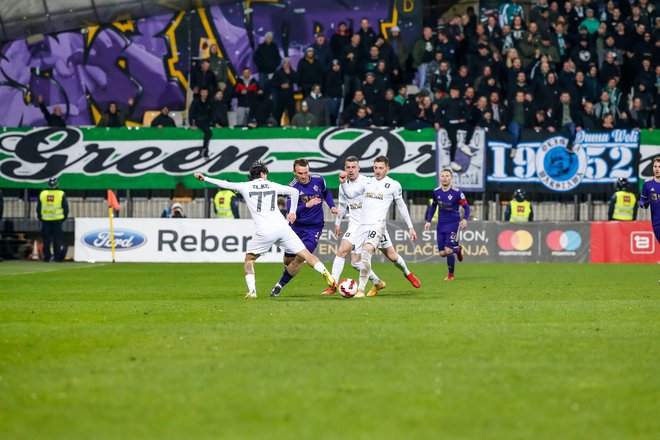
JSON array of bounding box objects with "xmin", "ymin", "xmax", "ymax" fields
[
  {"xmin": 332, "ymin": 256, "xmax": 345, "ymax": 282},
  {"xmin": 351, "ymin": 259, "xmax": 379, "ymax": 285},
  {"xmin": 312, "ymin": 261, "xmax": 328, "ymax": 274},
  {"xmin": 394, "ymin": 255, "xmax": 411, "ymax": 275},
  {"xmin": 278, "ymin": 268, "xmax": 294, "ymax": 287},
  {"xmin": 359, "ymin": 249, "xmax": 372, "ymax": 291},
  {"xmin": 245, "ymin": 274, "xmax": 256, "ymax": 293},
  {"xmin": 447, "ymin": 254, "xmax": 455, "ymax": 275}
]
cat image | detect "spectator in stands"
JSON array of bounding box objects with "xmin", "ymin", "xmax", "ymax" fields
[
  {"xmin": 291, "ymin": 101, "xmax": 317, "ymax": 128},
  {"xmin": 208, "ymin": 44, "xmax": 229, "ymax": 94},
  {"xmin": 555, "ymin": 91, "xmax": 581, "ymax": 149},
  {"xmin": 324, "ymin": 59, "xmax": 343, "ymax": 125},
  {"xmin": 629, "ymin": 97, "xmax": 652, "ymax": 129},
  {"xmin": 499, "ymin": 0, "xmax": 524, "ymax": 28},
  {"xmin": 362, "ymin": 45, "xmax": 382, "ymax": 78},
  {"xmin": 297, "ymin": 47, "xmax": 323, "ymax": 98},
  {"xmin": 412, "ymin": 26, "xmax": 435, "ymax": 91},
  {"xmin": 272, "ymin": 58, "xmax": 297, "ymax": 126},
  {"xmin": 312, "ymin": 32, "xmax": 333, "ymax": 75},
  {"xmin": 306, "ymin": 84, "xmax": 330, "ymax": 126},
  {"xmin": 36, "ymin": 95, "xmax": 65, "ymax": 127},
  {"xmin": 234, "ymin": 67, "xmax": 258, "ymax": 126},
  {"xmin": 191, "ymin": 59, "xmax": 218, "ymax": 96},
  {"xmin": 349, "ymin": 106, "xmax": 375, "ymax": 129},
  {"xmin": 452, "ymin": 65, "xmax": 473, "ymax": 95},
  {"xmin": 374, "ymin": 59, "xmax": 392, "ymax": 92},
  {"xmin": 357, "ymin": 18, "xmax": 377, "ymax": 53},
  {"xmin": 37, "ymin": 177, "xmax": 68, "ymax": 262},
  {"xmin": 249, "ymin": 89, "xmax": 274, "ymax": 127},
  {"xmin": 394, "ymin": 85, "xmax": 408, "ymax": 105},
  {"xmin": 341, "ymin": 89, "xmax": 367, "ymax": 126},
  {"xmin": 254, "ymin": 32, "xmax": 281, "ymax": 92},
  {"xmin": 435, "ymin": 84, "xmax": 474, "ymax": 172},
  {"xmin": 532, "ymin": 109, "xmax": 555, "ymax": 132},
  {"xmin": 380, "ymin": 88, "xmax": 402, "ymax": 127},
  {"xmin": 211, "ymin": 90, "xmax": 229, "ymax": 128},
  {"xmin": 330, "ymin": 22, "xmax": 351, "ymax": 61},
  {"xmin": 431, "ymin": 60, "xmax": 452, "ymax": 94},
  {"xmin": 489, "ymin": 91, "xmax": 509, "ymax": 129},
  {"xmin": 98, "ymin": 99, "xmax": 134, "ymax": 127},
  {"xmin": 362, "ymin": 72, "xmax": 384, "ymax": 112},
  {"xmin": 580, "ymin": 100, "xmax": 599, "ymax": 130},
  {"xmin": 389, "ymin": 26, "xmax": 409, "ymax": 83},
  {"xmin": 189, "ymin": 87, "xmax": 213, "ymax": 158},
  {"xmin": 593, "ymin": 90, "xmax": 620, "ymax": 124},
  {"xmin": 341, "ymin": 34, "xmax": 364, "ymax": 104},
  {"xmin": 508, "ymin": 91, "xmax": 533, "ymax": 157},
  {"xmin": 151, "ymin": 105, "xmax": 176, "ymax": 128}
]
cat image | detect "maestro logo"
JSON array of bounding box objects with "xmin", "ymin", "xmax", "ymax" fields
[
  {"xmin": 535, "ymin": 137, "xmax": 587, "ymax": 191},
  {"xmin": 498, "ymin": 230, "xmax": 534, "ymax": 251},
  {"xmin": 546, "ymin": 230, "xmax": 582, "ymax": 251},
  {"xmin": 82, "ymin": 229, "xmax": 147, "ymax": 251}
]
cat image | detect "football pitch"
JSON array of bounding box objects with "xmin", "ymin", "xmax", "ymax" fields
[{"xmin": 1, "ymin": 261, "xmax": 658, "ymax": 439}]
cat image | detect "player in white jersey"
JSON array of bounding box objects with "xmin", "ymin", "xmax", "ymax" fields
[
  {"xmin": 339, "ymin": 155, "xmax": 418, "ymax": 298},
  {"xmin": 194, "ymin": 161, "xmax": 336, "ymax": 299},
  {"xmin": 323, "ymin": 156, "xmax": 421, "ymax": 296}
]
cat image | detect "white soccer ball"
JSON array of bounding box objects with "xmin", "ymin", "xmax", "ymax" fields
[{"xmin": 338, "ymin": 278, "xmax": 358, "ymax": 298}]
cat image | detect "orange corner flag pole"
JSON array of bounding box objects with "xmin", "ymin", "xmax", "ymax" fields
[{"xmin": 107, "ymin": 190, "xmax": 120, "ymax": 263}]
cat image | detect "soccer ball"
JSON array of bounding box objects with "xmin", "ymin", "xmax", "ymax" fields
[{"xmin": 338, "ymin": 278, "xmax": 358, "ymax": 298}]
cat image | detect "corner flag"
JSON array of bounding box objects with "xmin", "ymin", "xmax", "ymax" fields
[{"xmin": 107, "ymin": 190, "xmax": 119, "ymax": 262}]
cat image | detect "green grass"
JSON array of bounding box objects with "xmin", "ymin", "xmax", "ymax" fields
[{"xmin": 1, "ymin": 261, "xmax": 659, "ymax": 439}]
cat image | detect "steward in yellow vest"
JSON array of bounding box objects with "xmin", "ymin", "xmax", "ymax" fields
[
  {"xmin": 37, "ymin": 177, "xmax": 68, "ymax": 262},
  {"xmin": 608, "ymin": 178, "xmax": 637, "ymax": 221},
  {"xmin": 505, "ymin": 189, "xmax": 533, "ymax": 222},
  {"xmin": 214, "ymin": 189, "xmax": 239, "ymax": 218}
]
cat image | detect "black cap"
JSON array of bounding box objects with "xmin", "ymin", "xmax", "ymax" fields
[{"xmin": 48, "ymin": 177, "xmax": 58, "ymax": 188}]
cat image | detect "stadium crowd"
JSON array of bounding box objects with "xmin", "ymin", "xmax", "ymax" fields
[
  {"xmin": 178, "ymin": 0, "xmax": 659, "ymax": 136},
  {"xmin": 32, "ymin": 0, "xmax": 659, "ymax": 136}
]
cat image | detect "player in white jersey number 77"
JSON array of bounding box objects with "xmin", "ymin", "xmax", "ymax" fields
[
  {"xmin": 339, "ymin": 155, "xmax": 418, "ymax": 298},
  {"xmin": 194, "ymin": 161, "xmax": 336, "ymax": 299}
]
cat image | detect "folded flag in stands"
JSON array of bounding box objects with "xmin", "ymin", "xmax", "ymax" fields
[{"xmin": 107, "ymin": 190, "xmax": 120, "ymax": 211}]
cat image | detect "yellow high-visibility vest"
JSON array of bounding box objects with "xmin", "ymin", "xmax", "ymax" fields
[
  {"xmin": 428, "ymin": 198, "xmax": 438, "ymax": 222},
  {"xmin": 39, "ymin": 189, "xmax": 65, "ymax": 221},
  {"xmin": 509, "ymin": 200, "xmax": 531, "ymax": 222},
  {"xmin": 612, "ymin": 191, "xmax": 636, "ymax": 221},
  {"xmin": 214, "ymin": 190, "xmax": 235, "ymax": 218}
]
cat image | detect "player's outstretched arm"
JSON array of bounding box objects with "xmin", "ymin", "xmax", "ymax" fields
[{"xmin": 193, "ymin": 173, "xmax": 241, "ymax": 191}]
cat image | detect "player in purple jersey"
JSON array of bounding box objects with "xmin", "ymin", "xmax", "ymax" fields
[
  {"xmin": 639, "ymin": 156, "xmax": 660, "ymax": 248},
  {"xmin": 424, "ymin": 168, "xmax": 470, "ymax": 280},
  {"xmin": 270, "ymin": 158, "xmax": 339, "ymax": 297}
]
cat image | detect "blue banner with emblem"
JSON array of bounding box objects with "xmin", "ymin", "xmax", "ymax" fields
[{"xmin": 486, "ymin": 129, "xmax": 640, "ymax": 193}]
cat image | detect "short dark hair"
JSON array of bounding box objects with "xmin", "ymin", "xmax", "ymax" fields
[
  {"xmin": 654, "ymin": 157, "xmax": 660, "ymax": 165},
  {"xmin": 441, "ymin": 168, "xmax": 453, "ymax": 175},
  {"xmin": 374, "ymin": 155, "xmax": 389, "ymax": 166},
  {"xmin": 345, "ymin": 156, "xmax": 359, "ymax": 164},
  {"xmin": 249, "ymin": 161, "xmax": 268, "ymax": 180},
  {"xmin": 293, "ymin": 158, "xmax": 309, "ymax": 171}
]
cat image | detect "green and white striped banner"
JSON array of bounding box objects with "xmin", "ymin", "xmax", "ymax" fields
[{"xmin": 0, "ymin": 126, "xmax": 438, "ymax": 190}]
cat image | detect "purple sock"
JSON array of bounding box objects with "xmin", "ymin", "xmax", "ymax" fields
[
  {"xmin": 447, "ymin": 254, "xmax": 455, "ymax": 275},
  {"xmin": 278, "ymin": 267, "xmax": 294, "ymax": 287}
]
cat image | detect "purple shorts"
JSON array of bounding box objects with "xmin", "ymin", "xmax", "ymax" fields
[
  {"xmin": 284, "ymin": 223, "xmax": 323, "ymax": 257},
  {"xmin": 654, "ymin": 226, "xmax": 660, "ymax": 245},
  {"xmin": 437, "ymin": 223, "xmax": 459, "ymax": 250}
]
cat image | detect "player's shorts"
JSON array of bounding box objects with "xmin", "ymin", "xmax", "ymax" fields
[
  {"xmin": 283, "ymin": 223, "xmax": 323, "ymax": 257},
  {"xmin": 342, "ymin": 222, "xmax": 392, "ymax": 253},
  {"xmin": 248, "ymin": 225, "xmax": 306, "ymax": 256},
  {"xmin": 437, "ymin": 223, "xmax": 459, "ymax": 250}
]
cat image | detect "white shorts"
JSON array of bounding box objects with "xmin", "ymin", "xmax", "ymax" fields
[
  {"xmin": 343, "ymin": 222, "xmax": 391, "ymax": 254},
  {"xmin": 247, "ymin": 226, "xmax": 306, "ymax": 255}
]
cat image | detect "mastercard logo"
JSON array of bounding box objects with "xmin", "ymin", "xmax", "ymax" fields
[
  {"xmin": 498, "ymin": 230, "xmax": 534, "ymax": 251},
  {"xmin": 546, "ymin": 230, "xmax": 582, "ymax": 251}
]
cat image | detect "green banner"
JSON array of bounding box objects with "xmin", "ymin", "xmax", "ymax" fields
[
  {"xmin": 0, "ymin": 127, "xmax": 437, "ymax": 190},
  {"xmin": 639, "ymin": 129, "xmax": 660, "ymax": 189}
]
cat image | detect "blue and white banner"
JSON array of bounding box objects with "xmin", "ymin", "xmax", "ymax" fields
[{"xmin": 486, "ymin": 129, "xmax": 640, "ymax": 193}]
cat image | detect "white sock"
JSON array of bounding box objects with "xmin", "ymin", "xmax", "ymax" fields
[
  {"xmin": 359, "ymin": 250, "xmax": 372, "ymax": 291},
  {"xmin": 245, "ymin": 274, "xmax": 256, "ymax": 293},
  {"xmin": 312, "ymin": 261, "xmax": 328, "ymax": 274},
  {"xmin": 395, "ymin": 255, "xmax": 411, "ymax": 276},
  {"xmin": 332, "ymin": 256, "xmax": 345, "ymax": 282},
  {"xmin": 369, "ymin": 270, "xmax": 381, "ymax": 285}
]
